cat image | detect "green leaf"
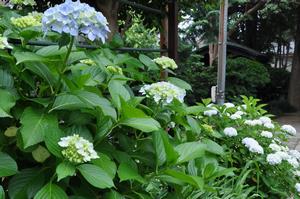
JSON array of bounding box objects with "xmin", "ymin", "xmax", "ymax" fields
[
  {"xmin": 36, "ymin": 45, "xmax": 67, "ymax": 57},
  {"xmin": 34, "ymin": 183, "xmax": 68, "ymax": 199},
  {"xmin": 73, "ymin": 90, "xmax": 117, "ymax": 119},
  {"xmin": 117, "ymin": 162, "xmax": 145, "ymax": 183},
  {"xmin": 50, "ymin": 94, "xmax": 90, "ymax": 112},
  {"xmin": 120, "ymin": 118, "xmax": 160, "ymax": 133},
  {"xmin": 32, "ymin": 145, "xmax": 51, "ymax": 163},
  {"xmin": 44, "ymin": 128, "xmax": 63, "ymax": 158},
  {"xmin": 77, "ymin": 164, "xmax": 114, "ymax": 189},
  {"xmin": 20, "ymin": 107, "xmax": 59, "ymax": 148},
  {"xmin": 108, "ymin": 80, "xmax": 131, "ymax": 109},
  {"xmin": 8, "ymin": 168, "xmax": 44, "ymax": 199},
  {"xmin": 14, "ymin": 51, "xmax": 49, "ymax": 65},
  {"xmin": 0, "ymin": 69, "xmax": 14, "ymax": 89},
  {"xmin": 0, "ymin": 89, "xmax": 16, "ymax": 118},
  {"xmin": 0, "ymin": 152, "xmax": 18, "ymax": 177},
  {"xmin": 24, "ymin": 62, "xmax": 57, "ymax": 89},
  {"xmin": 164, "ymin": 169, "xmax": 203, "ymax": 189},
  {"xmin": 0, "ymin": 185, "xmax": 4, "ymax": 199},
  {"xmin": 92, "ymin": 153, "xmax": 117, "ymax": 179},
  {"xmin": 175, "ymin": 142, "xmax": 206, "ymax": 163},
  {"xmin": 202, "ymin": 139, "xmax": 224, "ymax": 155},
  {"xmin": 186, "ymin": 116, "xmax": 201, "ymax": 134},
  {"xmin": 153, "ymin": 130, "xmax": 178, "ymax": 166},
  {"xmin": 104, "ymin": 190, "xmax": 125, "ymax": 199},
  {"xmin": 139, "ymin": 54, "xmax": 159, "ymax": 71},
  {"xmin": 56, "ymin": 162, "xmax": 76, "ymax": 181},
  {"xmin": 167, "ymin": 77, "xmax": 192, "ymax": 91},
  {"xmin": 4, "ymin": 126, "xmax": 18, "ymax": 137}
]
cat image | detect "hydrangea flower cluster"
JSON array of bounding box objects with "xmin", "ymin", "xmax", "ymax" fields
[
  {"xmin": 9, "ymin": 0, "xmax": 36, "ymax": 6},
  {"xmin": 229, "ymin": 110, "xmax": 245, "ymax": 120},
  {"xmin": 139, "ymin": 81, "xmax": 186, "ymax": 104},
  {"xmin": 267, "ymin": 142, "xmax": 300, "ymax": 168},
  {"xmin": 224, "ymin": 127, "xmax": 238, "ymax": 137},
  {"xmin": 204, "ymin": 109, "xmax": 218, "ymax": 117},
  {"xmin": 42, "ymin": 0, "xmax": 110, "ymax": 42},
  {"xmin": 242, "ymin": 137, "xmax": 264, "ymax": 154},
  {"xmin": 0, "ymin": 36, "xmax": 13, "ymax": 49},
  {"xmin": 107, "ymin": 65, "xmax": 123, "ymax": 75},
  {"xmin": 295, "ymin": 183, "xmax": 300, "ymax": 193},
  {"xmin": 244, "ymin": 119, "xmax": 263, "ymax": 126},
  {"xmin": 58, "ymin": 134, "xmax": 99, "ymax": 163},
  {"xmin": 153, "ymin": 56, "xmax": 178, "ymax": 70},
  {"xmin": 79, "ymin": 59, "xmax": 96, "ymax": 66},
  {"xmin": 281, "ymin": 124, "xmax": 297, "ymax": 135},
  {"xmin": 11, "ymin": 12, "xmax": 42, "ymax": 28},
  {"xmin": 261, "ymin": 131, "xmax": 273, "ymax": 138}
]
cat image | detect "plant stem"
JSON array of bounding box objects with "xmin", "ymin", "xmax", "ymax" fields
[{"xmin": 54, "ymin": 36, "xmax": 75, "ymax": 95}]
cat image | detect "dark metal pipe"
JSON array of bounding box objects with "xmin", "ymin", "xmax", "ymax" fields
[{"xmin": 7, "ymin": 38, "xmax": 167, "ymax": 53}]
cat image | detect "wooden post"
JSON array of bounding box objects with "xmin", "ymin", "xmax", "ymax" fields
[{"xmin": 168, "ymin": 0, "xmax": 178, "ymax": 62}]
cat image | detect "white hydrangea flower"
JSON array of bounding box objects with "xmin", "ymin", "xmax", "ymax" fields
[
  {"xmin": 261, "ymin": 131, "xmax": 273, "ymax": 138},
  {"xmin": 242, "ymin": 137, "xmax": 264, "ymax": 154},
  {"xmin": 269, "ymin": 143, "xmax": 283, "ymax": 152},
  {"xmin": 295, "ymin": 183, "xmax": 300, "ymax": 192},
  {"xmin": 259, "ymin": 116, "xmax": 272, "ymax": 124},
  {"xmin": 204, "ymin": 109, "xmax": 218, "ymax": 117},
  {"xmin": 230, "ymin": 113, "xmax": 241, "ymax": 120},
  {"xmin": 244, "ymin": 119, "xmax": 263, "ymax": 126},
  {"xmin": 224, "ymin": 102, "xmax": 235, "ymax": 108},
  {"xmin": 290, "ymin": 150, "xmax": 300, "ymax": 160},
  {"xmin": 264, "ymin": 122, "xmax": 275, "ymax": 129},
  {"xmin": 266, "ymin": 153, "xmax": 282, "ymax": 165},
  {"xmin": 224, "ymin": 127, "xmax": 238, "ymax": 137},
  {"xmin": 294, "ymin": 170, "xmax": 300, "ymax": 177},
  {"xmin": 235, "ymin": 111, "xmax": 245, "ymax": 116},
  {"xmin": 288, "ymin": 158, "xmax": 299, "ymax": 168},
  {"xmin": 281, "ymin": 125, "xmax": 297, "ymax": 136},
  {"xmin": 238, "ymin": 104, "xmax": 247, "ymax": 110},
  {"xmin": 58, "ymin": 134, "xmax": 99, "ymax": 163},
  {"xmin": 275, "ymin": 151, "xmax": 290, "ymax": 160},
  {"xmin": 0, "ymin": 36, "xmax": 13, "ymax": 49},
  {"xmin": 139, "ymin": 82, "xmax": 186, "ymax": 104}
]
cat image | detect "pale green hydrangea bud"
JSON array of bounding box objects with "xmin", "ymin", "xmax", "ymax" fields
[
  {"xmin": 9, "ymin": 0, "xmax": 36, "ymax": 6},
  {"xmin": 107, "ymin": 65, "xmax": 123, "ymax": 75},
  {"xmin": 58, "ymin": 134, "xmax": 99, "ymax": 164},
  {"xmin": 11, "ymin": 12, "xmax": 42, "ymax": 28},
  {"xmin": 153, "ymin": 56, "xmax": 178, "ymax": 70},
  {"xmin": 0, "ymin": 36, "xmax": 13, "ymax": 49},
  {"xmin": 79, "ymin": 59, "xmax": 96, "ymax": 66}
]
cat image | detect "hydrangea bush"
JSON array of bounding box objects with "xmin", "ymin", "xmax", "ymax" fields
[{"xmin": 0, "ymin": 1, "xmax": 300, "ymax": 198}]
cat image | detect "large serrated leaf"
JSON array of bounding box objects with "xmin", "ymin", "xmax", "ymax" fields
[
  {"xmin": 8, "ymin": 168, "xmax": 45, "ymax": 199},
  {"xmin": 20, "ymin": 107, "xmax": 60, "ymax": 148},
  {"xmin": 56, "ymin": 162, "xmax": 76, "ymax": 181},
  {"xmin": 175, "ymin": 142, "xmax": 206, "ymax": 163},
  {"xmin": 0, "ymin": 89, "xmax": 16, "ymax": 118},
  {"xmin": 14, "ymin": 51, "xmax": 49, "ymax": 65},
  {"xmin": 34, "ymin": 183, "xmax": 68, "ymax": 199},
  {"xmin": 77, "ymin": 164, "xmax": 114, "ymax": 189},
  {"xmin": 0, "ymin": 152, "xmax": 18, "ymax": 177},
  {"xmin": 153, "ymin": 130, "xmax": 178, "ymax": 166},
  {"xmin": 120, "ymin": 118, "xmax": 160, "ymax": 133},
  {"xmin": 117, "ymin": 162, "xmax": 145, "ymax": 183}
]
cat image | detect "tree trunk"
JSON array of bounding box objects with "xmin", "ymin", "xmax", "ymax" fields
[
  {"xmin": 96, "ymin": 0, "xmax": 119, "ymax": 41},
  {"xmin": 288, "ymin": 6, "xmax": 300, "ymax": 110}
]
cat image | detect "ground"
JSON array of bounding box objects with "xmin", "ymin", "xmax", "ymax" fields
[{"xmin": 277, "ymin": 112, "xmax": 300, "ymax": 150}]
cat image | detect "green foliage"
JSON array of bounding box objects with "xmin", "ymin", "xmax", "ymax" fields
[
  {"xmin": 178, "ymin": 56, "xmax": 270, "ymax": 103},
  {"xmin": 0, "ymin": 2, "xmax": 299, "ymax": 199}
]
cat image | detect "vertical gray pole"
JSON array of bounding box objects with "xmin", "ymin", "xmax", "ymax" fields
[{"xmin": 216, "ymin": 0, "xmax": 228, "ymax": 105}]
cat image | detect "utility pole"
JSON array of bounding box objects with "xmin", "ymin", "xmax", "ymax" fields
[{"xmin": 216, "ymin": 0, "xmax": 228, "ymax": 105}]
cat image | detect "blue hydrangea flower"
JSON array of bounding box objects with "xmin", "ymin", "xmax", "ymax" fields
[{"xmin": 42, "ymin": 0, "xmax": 110, "ymax": 42}]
